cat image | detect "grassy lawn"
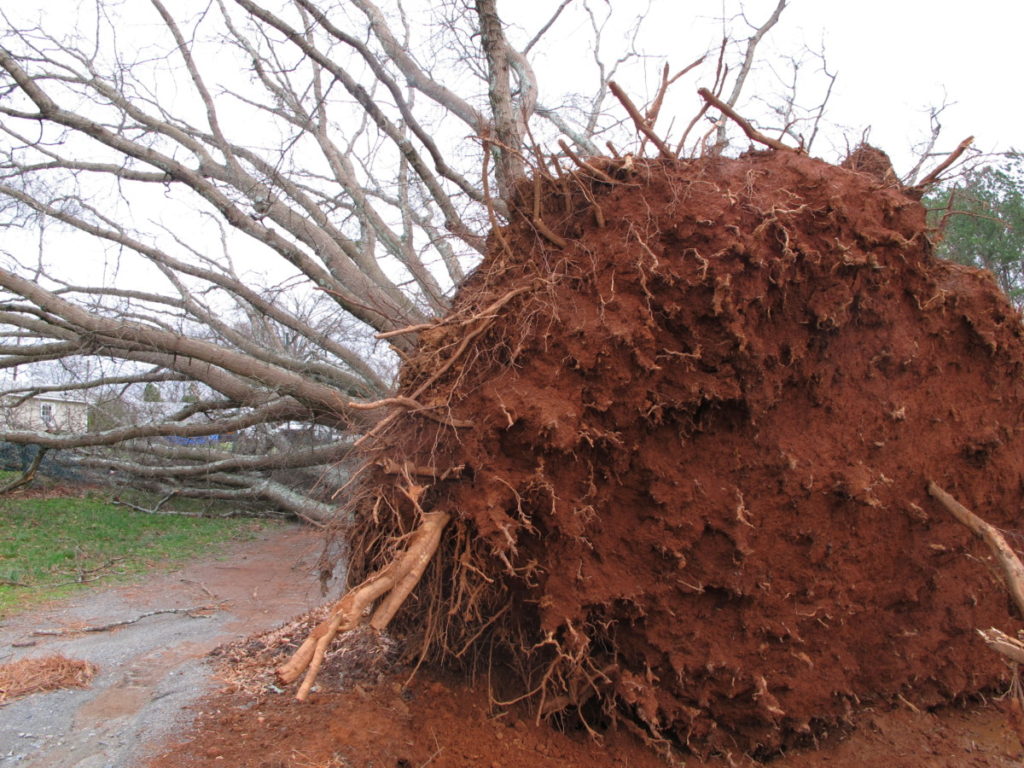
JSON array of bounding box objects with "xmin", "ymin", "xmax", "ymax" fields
[{"xmin": 0, "ymin": 483, "xmax": 273, "ymax": 617}]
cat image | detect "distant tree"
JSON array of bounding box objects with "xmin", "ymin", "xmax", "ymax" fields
[
  {"xmin": 142, "ymin": 383, "xmax": 162, "ymax": 403},
  {"xmin": 182, "ymin": 384, "xmax": 200, "ymax": 404},
  {"xmin": 87, "ymin": 396, "xmax": 132, "ymax": 433},
  {"xmin": 928, "ymin": 158, "xmax": 1024, "ymax": 307}
]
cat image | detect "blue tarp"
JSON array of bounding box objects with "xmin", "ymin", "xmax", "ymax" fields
[{"xmin": 165, "ymin": 434, "xmax": 223, "ymax": 445}]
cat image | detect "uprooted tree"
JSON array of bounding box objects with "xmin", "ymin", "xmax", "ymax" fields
[
  {"xmin": 7, "ymin": 0, "xmax": 1024, "ymax": 759},
  {"xmin": 263, "ymin": 122, "xmax": 1024, "ymax": 755}
]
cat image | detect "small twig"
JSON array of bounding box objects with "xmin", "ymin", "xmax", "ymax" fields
[
  {"xmin": 697, "ymin": 88, "xmax": 794, "ymax": 152},
  {"xmin": 676, "ymin": 101, "xmax": 711, "ymax": 156},
  {"xmin": 914, "ymin": 136, "xmax": 975, "ymax": 189},
  {"xmin": 608, "ymin": 82, "xmax": 675, "ymax": 159},
  {"xmin": 76, "ymin": 558, "xmax": 125, "ymax": 581},
  {"xmin": 111, "ymin": 492, "xmax": 185, "ymax": 516},
  {"xmin": 33, "ymin": 605, "xmax": 217, "ymax": 636}
]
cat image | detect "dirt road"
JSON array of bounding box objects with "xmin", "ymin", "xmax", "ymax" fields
[{"xmin": 0, "ymin": 524, "xmax": 326, "ymax": 768}]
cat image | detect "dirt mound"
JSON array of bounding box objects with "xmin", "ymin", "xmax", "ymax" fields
[{"xmin": 345, "ymin": 149, "xmax": 1024, "ymax": 754}]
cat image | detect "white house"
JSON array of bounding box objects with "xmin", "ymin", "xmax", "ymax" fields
[{"xmin": 1, "ymin": 395, "xmax": 89, "ymax": 433}]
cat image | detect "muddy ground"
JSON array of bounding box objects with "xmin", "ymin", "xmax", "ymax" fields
[
  {"xmin": 0, "ymin": 525, "xmax": 325, "ymax": 768},
  {"xmin": 0, "ymin": 523, "xmax": 1020, "ymax": 766}
]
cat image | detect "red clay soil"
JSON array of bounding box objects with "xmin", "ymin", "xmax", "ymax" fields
[
  {"xmin": 331, "ymin": 147, "xmax": 1024, "ymax": 757},
  {"xmin": 145, "ymin": 667, "xmax": 1022, "ymax": 768}
]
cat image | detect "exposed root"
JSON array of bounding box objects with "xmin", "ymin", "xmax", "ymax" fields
[
  {"xmin": 929, "ymin": 481, "xmax": 1024, "ymax": 744},
  {"xmin": 295, "ymin": 152, "xmax": 1024, "ymax": 753},
  {"xmin": 277, "ymin": 492, "xmax": 450, "ymax": 701},
  {"xmin": 978, "ymin": 627, "xmax": 1024, "ymax": 665},
  {"xmin": 557, "ymin": 139, "xmax": 619, "ymax": 185},
  {"xmin": 697, "ymin": 87, "xmax": 795, "ymax": 153},
  {"xmin": 927, "ymin": 481, "xmax": 1024, "ymax": 616},
  {"xmin": 607, "ymin": 82, "xmax": 675, "ymax": 159},
  {"xmin": 375, "ymin": 323, "xmax": 437, "ymax": 340}
]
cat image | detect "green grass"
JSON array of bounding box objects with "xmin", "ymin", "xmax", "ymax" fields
[{"xmin": 0, "ymin": 492, "xmax": 273, "ymax": 617}]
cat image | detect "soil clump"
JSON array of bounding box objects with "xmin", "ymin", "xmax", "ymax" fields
[{"xmin": 337, "ymin": 148, "xmax": 1024, "ymax": 755}]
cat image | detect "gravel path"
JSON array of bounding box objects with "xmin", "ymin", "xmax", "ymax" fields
[{"xmin": 0, "ymin": 525, "xmax": 327, "ymax": 768}]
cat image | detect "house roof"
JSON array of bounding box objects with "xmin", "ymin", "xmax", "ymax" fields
[{"xmin": 1, "ymin": 394, "xmax": 89, "ymax": 406}]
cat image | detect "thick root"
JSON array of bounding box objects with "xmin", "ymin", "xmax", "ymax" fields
[
  {"xmin": 276, "ymin": 507, "xmax": 450, "ymax": 700},
  {"xmin": 927, "ymin": 481, "xmax": 1024, "ymax": 616}
]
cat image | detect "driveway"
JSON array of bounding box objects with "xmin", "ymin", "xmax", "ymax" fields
[{"xmin": 0, "ymin": 524, "xmax": 327, "ymax": 768}]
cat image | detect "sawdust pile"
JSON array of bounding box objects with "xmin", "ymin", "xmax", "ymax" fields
[
  {"xmin": 0, "ymin": 654, "xmax": 97, "ymax": 705},
  {"xmin": 342, "ymin": 149, "xmax": 1024, "ymax": 754}
]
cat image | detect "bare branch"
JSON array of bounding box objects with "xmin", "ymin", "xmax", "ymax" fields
[{"xmin": 715, "ymin": 0, "xmax": 787, "ymax": 150}]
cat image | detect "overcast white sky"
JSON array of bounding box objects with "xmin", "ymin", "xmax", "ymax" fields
[
  {"xmin": 771, "ymin": 0, "xmax": 1022, "ymax": 167},
  {"xmin": 515, "ymin": 0, "xmax": 1020, "ymax": 173}
]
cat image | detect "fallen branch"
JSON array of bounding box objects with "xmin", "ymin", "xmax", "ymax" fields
[
  {"xmin": 276, "ymin": 491, "xmax": 450, "ymax": 700},
  {"xmin": 927, "ymin": 481, "xmax": 1024, "ymax": 616},
  {"xmin": 697, "ymin": 88, "xmax": 794, "ymax": 153},
  {"xmin": 32, "ymin": 605, "xmax": 216, "ymax": 636},
  {"xmin": 111, "ymin": 492, "xmax": 184, "ymax": 515},
  {"xmin": 0, "ymin": 447, "xmax": 48, "ymax": 494}
]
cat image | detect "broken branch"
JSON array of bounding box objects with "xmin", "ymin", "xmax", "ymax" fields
[
  {"xmin": 0, "ymin": 447, "xmax": 48, "ymax": 494},
  {"xmin": 914, "ymin": 136, "xmax": 975, "ymax": 189}
]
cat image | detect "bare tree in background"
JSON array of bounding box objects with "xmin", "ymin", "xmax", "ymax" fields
[{"xmin": 0, "ymin": 0, "xmax": 792, "ymax": 519}]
